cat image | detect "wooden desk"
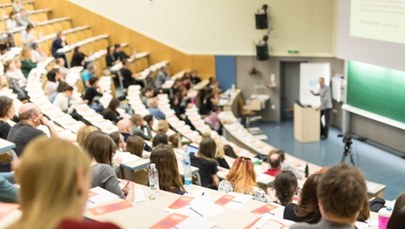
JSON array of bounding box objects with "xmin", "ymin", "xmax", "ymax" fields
[{"xmin": 221, "ymin": 89, "xmax": 242, "ymax": 118}]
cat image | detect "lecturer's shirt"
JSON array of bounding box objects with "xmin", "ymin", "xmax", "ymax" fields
[{"xmin": 319, "ymin": 85, "xmax": 332, "ymax": 110}]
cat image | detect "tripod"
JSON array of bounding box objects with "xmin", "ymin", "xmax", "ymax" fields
[{"xmin": 340, "ymin": 135, "xmax": 355, "ymax": 167}]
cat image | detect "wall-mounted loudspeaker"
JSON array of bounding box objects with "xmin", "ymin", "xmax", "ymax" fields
[
  {"xmin": 255, "ymin": 13, "xmax": 268, "ymax": 29},
  {"xmin": 256, "ymin": 43, "xmax": 269, "ymax": 60}
]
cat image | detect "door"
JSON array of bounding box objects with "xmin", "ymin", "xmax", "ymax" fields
[{"xmin": 280, "ymin": 61, "xmax": 301, "ymax": 121}]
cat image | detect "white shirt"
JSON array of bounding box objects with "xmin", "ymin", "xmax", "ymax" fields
[{"xmin": 6, "ymin": 19, "xmax": 18, "ymax": 32}]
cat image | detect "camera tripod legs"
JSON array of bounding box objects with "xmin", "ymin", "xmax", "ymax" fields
[{"xmin": 341, "ymin": 149, "xmax": 355, "ymax": 167}]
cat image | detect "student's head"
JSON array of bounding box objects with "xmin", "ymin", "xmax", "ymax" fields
[
  {"xmin": 152, "ymin": 133, "xmax": 169, "ymax": 148},
  {"xmin": 60, "ymin": 85, "xmax": 73, "ymax": 97},
  {"xmin": 21, "ymin": 47, "xmax": 31, "ymax": 59},
  {"xmin": 387, "ymin": 193, "xmax": 405, "ymax": 229},
  {"xmin": 274, "ymin": 170, "xmax": 298, "ymax": 206},
  {"xmin": 18, "ymin": 103, "xmax": 42, "ymax": 127},
  {"xmin": 317, "ymin": 164, "xmax": 366, "ymax": 223},
  {"xmin": 47, "ymin": 68, "xmax": 61, "ymax": 82},
  {"xmin": 168, "ymin": 133, "xmax": 179, "ymax": 147},
  {"xmin": 269, "ymin": 149, "xmax": 286, "ymax": 162},
  {"xmin": 268, "ymin": 152, "xmax": 281, "ymax": 169},
  {"xmin": 143, "ymin": 86, "xmax": 154, "ymax": 97},
  {"xmin": 126, "ymin": 136, "xmax": 144, "ymax": 157},
  {"xmin": 31, "ymin": 42, "xmax": 40, "ymax": 51},
  {"xmin": 106, "ymin": 45, "xmax": 114, "ymax": 54},
  {"xmin": 0, "ymin": 96, "xmax": 15, "ymax": 120},
  {"xmin": 114, "ymin": 43, "xmax": 121, "ymax": 51},
  {"xmin": 150, "ymin": 144, "xmax": 184, "ymax": 193},
  {"xmin": 73, "ymin": 46, "xmax": 81, "ymax": 54},
  {"xmin": 15, "ymin": 137, "xmax": 91, "ymax": 229},
  {"xmin": 211, "ymin": 106, "xmax": 220, "ymax": 114},
  {"xmin": 86, "ymin": 64, "xmax": 96, "ymax": 74},
  {"xmin": 76, "ymin": 125, "xmax": 98, "ymax": 147},
  {"xmin": 223, "ymin": 144, "xmax": 238, "ymax": 159},
  {"xmin": 130, "ymin": 114, "xmax": 144, "ymax": 126},
  {"xmin": 226, "ymin": 157, "xmax": 256, "ymax": 194},
  {"xmin": 191, "ymin": 70, "xmax": 198, "ymax": 77},
  {"xmin": 4, "ymin": 59, "xmax": 16, "ymax": 71},
  {"xmin": 83, "ymin": 131, "xmax": 116, "ymax": 165},
  {"xmin": 198, "ymin": 136, "xmax": 216, "ymax": 159},
  {"xmin": 295, "ymin": 173, "xmax": 323, "ymax": 221},
  {"xmin": 56, "ymin": 57, "xmax": 65, "ymax": 66},
  {"xmin": 109, "ymin": 131, "xmax": 126, "ymax": 151},
  {"xmin": 117, "ymin": 119, "xmax": 132, "ymax": 134},
  {"xmin": 56, "ymin": 31, "xmax": 63, "ymax": 39},
  {"xmin": 143, "ymin": 114, "xmax": 154, "ymax": 128},
  {"xmin": 9, "ymin": 11, "xmax": 16, "ymax": 20},
  {"xmin": 122, "ymin": 58, "xmax": 129, "ymax": 67},
  {"xmin": 157, "ymin": 120, "xmax": 169, "ymax": 133},
  {"xmin": 107, "ymin": 98, "xmax": 120, "ymax": 111},
  {"xmin": 25, "ymin": 23, "xmax": 34, "ymax": 32},
  {"xmin": 88, "ymin": 76, "xmax": 99, "ymax": 87},
  {"xmin": 146, "ymin": 97, "xmax": 158, "ymax": 108}
]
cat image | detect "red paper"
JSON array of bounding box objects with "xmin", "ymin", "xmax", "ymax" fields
[
  {"xmin": 89, "ymin": 200, "xmax": 133, "ymax": 216},
  {"xmin": 167, "ymin": 196, "xmax": 194, "ymax": 209},
  {"xmin": 150, "ymin": 213, "xmax": 188, "ymax": 229},
  {"xmin": 88, "ymin": 190, "xmax": 97, "ymax": 198},
  {"xmin": 214, "ymin": 194, "xmax": 235, "ymax": 206},
  {"xmin": 244, "ymin": 217, "xmax": 261, "ymax": 229},
  {"xmin": 251, "ymin": 204, "xmax": 278, "ymax": 214}
]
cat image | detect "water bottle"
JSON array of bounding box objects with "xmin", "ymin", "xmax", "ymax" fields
[
  {"xmin": 148, "ymin": 163, "xmax": 159, "ymax": 199},
  {"xmin": 183, "ymin": 154, "xmax": 193, "ymax": 193},
  {"xmin": 378, "ymin": 206, "xmax": 392, "ymax": 229},
  {"xmin": 305, "ymin": 163, "xmax": 309, "ymax": 178}
]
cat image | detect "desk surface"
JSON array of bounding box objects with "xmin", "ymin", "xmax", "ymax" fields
[{"xmin": 0, "ymin": 139, "xmax": 15, "ymax": 154}]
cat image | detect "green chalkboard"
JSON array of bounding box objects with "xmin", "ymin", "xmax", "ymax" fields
[{"xmin": 347, "ymin": 61, "xmax": 405, "ymax": 124}]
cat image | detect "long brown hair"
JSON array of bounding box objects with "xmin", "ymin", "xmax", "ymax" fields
[
  {"xmin": 126, "ymin": 135, "xmax": 144, "ymax": 157},
  {"xmin": 226, "ymin": 157, "xmax": 256, "ymax": 194},
  {"xmin": 197, "ymin": 136, "xmax": 217, "ymax": 163},
  {"xmin": 13, "ymin": 137, "xmax": 91, "ymax": 229},
  {"xmin": 83, "ymin": 131, "xmax": 116, "ymax": 165},
  {"xmin": 294, "ymin": 173, "xmax": 322, "ymax": 222},
  {"xmin": 150, "ymin": 144, "xmax": 185, "ymax": 193}
]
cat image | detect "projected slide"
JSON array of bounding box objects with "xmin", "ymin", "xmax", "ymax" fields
[{"xmin": 350, "ymin": 0, "xmax": 405, "ymax": 44}]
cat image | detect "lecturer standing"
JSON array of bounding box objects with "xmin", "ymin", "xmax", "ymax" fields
[{"xmin": 311, "ymin": 77, "xmax": 332, "ymax": 139}]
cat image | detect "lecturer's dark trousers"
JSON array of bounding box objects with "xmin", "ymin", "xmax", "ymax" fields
[{"xmin": 320, "ymin": 108, "xmax": 331, "ymax": 138}]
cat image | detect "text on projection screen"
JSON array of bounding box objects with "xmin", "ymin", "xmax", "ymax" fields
[{"xmin": 350, "ymin": 0, "xmax": 405, "ymax": 44}]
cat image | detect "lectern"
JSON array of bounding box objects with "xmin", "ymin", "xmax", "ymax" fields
[{"xmin": 294, "ymin": 104, "xmax": 320, "ymax": 143}]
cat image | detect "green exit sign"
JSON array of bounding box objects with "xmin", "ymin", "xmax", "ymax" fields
[{"xmin": 288, "ymin": 50, "xmax": 299, "ymax": 54}]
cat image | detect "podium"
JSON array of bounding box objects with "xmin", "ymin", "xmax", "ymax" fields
[{"xmin": 294, "ymin": 104, "xmax": 320, "ymax": 143}]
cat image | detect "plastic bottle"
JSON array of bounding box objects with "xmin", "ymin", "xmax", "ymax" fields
[
  {"xmin": 305, "ymin": 163, "xmax": 309, "ymax": 178},
  {"xmin": 148, "ymin": 163, "xmax": 159, "ymax": 199},
  {"xmin": 378, "ymin": 206, "xmax": 392, "ymax": 229},
  {"xmin": 183, "ymin": 154, "xmax": 193, "ymax": 193}
]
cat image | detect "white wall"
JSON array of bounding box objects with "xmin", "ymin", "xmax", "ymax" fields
[{"xmin": 68, "ymin": 0, "xmax": 335, "ymax": 56}]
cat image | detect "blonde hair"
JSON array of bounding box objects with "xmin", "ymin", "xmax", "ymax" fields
[
  {"xmin": 21, "ymin": 48, "xmax": 31, "ymax": 59},
  {"xmin": 226, "ymin": 157, "xmax": 256, "ymax": 194},
  {"xmin": 76, "ymin": 125, "xmax": 98, "ymax": 147},
  {"xmin": 13, "ymin": 137, "xmax": 91, "ymax": 229}
]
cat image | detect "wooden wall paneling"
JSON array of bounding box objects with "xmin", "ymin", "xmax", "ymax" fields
[{"xmin": 191, "ymin": 55, "xmax": 216, "ymax": 79}]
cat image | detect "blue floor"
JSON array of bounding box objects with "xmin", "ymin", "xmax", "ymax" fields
[{"xmin": 255, "ymin": 120, "xmax": 405, "ymax": 200}]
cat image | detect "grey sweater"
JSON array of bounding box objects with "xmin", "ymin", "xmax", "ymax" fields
[{"xmin": 91, "ymin": 163, "xmax": 125, "ymax": 199}]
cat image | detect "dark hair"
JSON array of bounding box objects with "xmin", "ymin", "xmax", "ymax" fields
[
  {"xmin": 83, "ymin": 131, "xmax": 116, "ymax": 165},
  {"xmin": 107, "ymin": 98, "xmax": 120, "ymax": 111},
  {"xmin": 114, "ymin": 44, "xmax": 120, "ymax": 49},
  {"xmin": 73, "ymin": 46, "xmax": 81, "ymax": 54},
  {"xmin": 223, "ymin": 144, "xmax": 238, "ymax": 159},
  {"xmin": 0, "ymin": 96, "xmax": 13, "ymax": 118},
  {"xmin": 143, "ymin": 86, "xmax": 154, "ymax": 95},
  {"xmin": 26, "ymin": 23, "xmax": 34, "ymax": 31},
  {"xmin": 31, "ymin": 42, "xmax": 39, "ymax": 50},
  {"xmin": 143, "ymin": 114, "xmax": 153, "ymax": 125},
  {"xmin": 9, "ymin": 11, "xmax": 15, "ymax": 19},
  {"xmin": 152, "ymin": 133, "xmax": 168, "ymax": 147},
  {"xmin": 387, "ymin": 193, "xmax": 405, "ymax": 229},
  {"xmin": 55, "ymin": 57, "xmax": 64, "ymax": 65},
  {"xmin": 198, "ymin": 137, "xmax": 216, "ymax": 161},
  {"xmin": 269, "ymin": 149, "xmax": 285, "ymax": 162},
  {"xmin": 108, "ymin": 131, "xmax": 121, "ymax": 146},
  {"xmin": 121, "ymin": 58, "xmax": 128, "ymax": 65},
  {"xmin": 89, "ymin": 76, "xmax": 99, "ymax": 86},
  {"xmin": 274, "ymin": 170, "xmax": 298, "ymax": 206},
  {"xmin": 47, "ymin": 69, "xmax": 59, "ymax": 82},
  {"xmin": 212, "ymin": 106, "xmax": 220, "ymax": 113},
  {"xmin": 294, "ymin": 173, "xmax": 322, "ymax": 223},
  {"xmin": 150, "ymin": 144, "xmax": 185, "ymax": 194},
  {"xmin": 60, "ymin": 85, "xmax": 73, "ymax": 92},
  {"xmin": 318, "ymin": 164, "xmax": 366, "ymax": 219},
  {"xmin": 126, "ymin": 136, "xmax": 144, "ymax": 157}
]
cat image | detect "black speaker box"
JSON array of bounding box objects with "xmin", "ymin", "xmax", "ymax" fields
[
  {"xmin": 256, "ymin": 43, "xmax": 269, "ymax": 60},
  {"xmin": 255, "ymin": 13, "xmax": 268, "ymax": 29}
]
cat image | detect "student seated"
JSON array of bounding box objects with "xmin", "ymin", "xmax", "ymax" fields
[
  {"xmin": 223, "ymin": 144, "xmax": 238, "ymax": 159},
  {"xmin": 387, "ymin": 193, "xmax": 405, "ymax": 229},
  {"xmin": 264, "ymin": 152, "xmax": 282, "ymax": 176},
  {"xmin": 218, "ymin": 157, "xmax": 271, "ymax": 203},
  {"xmin": 53, "ymin": 85, "xmax": 78, "ymax": 114},
  {"xmin": 20, "ymin": 47, "xmax": 37, "ymax": 77},
  {"xmin": 130, "ymin": 114, "xmax": 152, "ymax": 140},
  {"xmin": 152, "ymin": 133, "xmax": 169, "ymax": 148},
  {"xmin": 109, "ymin": 131, "xmax": 126, "ymax": 152},
  {"xmin": 76, "ymin": 125, "xmax": 98, "ymax": 148},
  {"xmin": 190, "ymin": 136, "xmax": 219, "ymax": 189},
  {"xmin": 11, "ymin": 137, "xmax": 120, "ymax": 229},
  {"xmin": 147, "ymin": 98, "xmax": 166, "ymax": 120},
  {"xmin": 154, "ymin": 65, "xmax": 170, "ymax": 90},
  {"xmin": 0, "ymin": 96, "xmax": 15, "ymax": 140},
  {"xmin": 83, "ymin": 131, "xmax": 134, "ymax": 201},
  {"xmin": 271, "ymin": 149, "xmax": 302, "ymax": 179},
  {"xmin": 44, "ymin": 68, "xmax": 64, "ymax": 101},
  {"xmin": 83, "ymin": 77, "xmax": 103, "ymax": 113},
  {"xmin": 284, "ymin": 173, "xmax": 322, "ymax": 224},
  {"xmin": 291, "ymin": 164, "xmax": 367, "ymax": 229},
  {"xmin": 70, "ymin": 46, "xmax": 86, "ymax": 67},
  {"xmin": 150, "ymin": 144, "xmax": 186, "ymax": 195},
  {"xmin": 126, "ymin": 135, "xmax": 144, "ymax": 157},
  {"xmin": 273, "ymin": 170, "xmax": 298, "ymax": 206},
  {"xmin": 102, "ymin": 98, "xmax": 122, "ymax": 124}
]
